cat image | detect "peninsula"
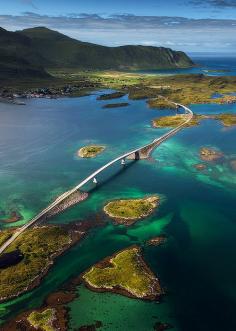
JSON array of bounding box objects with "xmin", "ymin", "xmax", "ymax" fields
[{"xmin": 0, "ymin": 221, "xmax": 101, "ymax": 302}]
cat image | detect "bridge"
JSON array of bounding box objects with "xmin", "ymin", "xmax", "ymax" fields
[{"xmin": 0, "ymin": 103, "xmax": 193, "ymax": 255}]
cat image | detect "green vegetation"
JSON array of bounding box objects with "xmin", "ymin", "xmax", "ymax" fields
[
  {"xmin": 148, "ymin": 97, "xmax": 176, "ymax": 109},
  {"xmin": 27, "ymin": 308, "xmax": 56, "ymax": 331},
  {"xmin": 152, "ymin": 113, "xmax": 236, "ymax": 129},
  {"xmin": 78, "ymin": 145, "xmax": 105, "ymax": 158},
  {"xmin": 83, "ymin": 246, "xmax": 162, "ymax": 299},
  {"xmin": 0, "ymin": 26, "xmax": 193, "ymax": 81},
  {"xmin": 103, "ymin": 102, "xmax": 129, "ymax": 109},
  {"xmin": 0, "ymin": 230, "xmax": 12, "ymax": 246},
  {"xmin": 122, "ymin": 74, "xmax": 236, "ymax": 106},
  {"xmin": 152, "ymin": 114, "xmax": 191, "ymax": 128},
  {"xmin": 104, "ymin": 196, "xmax": 159, "ymax": 225},
  {"xmin": 199, "ymin": 147, "xmax": 223, "ymax": 162},
  {"xmin": 0, "ymin": 226, "xmax": 72, "ymax": 301},
  {"xmin": 0, "ymin": 27, "xmax": 50, "ymax": 80},
  {"xmin": 19, "ymin": 27, "xmax": 193, "ymax": 70},
  {"xmin": 97, "ymin": 91, "xmax": 126, "ymax": 100},
  {"xmin": 214, "ymin": 113, "xmax": 236, "ymax": 126}
]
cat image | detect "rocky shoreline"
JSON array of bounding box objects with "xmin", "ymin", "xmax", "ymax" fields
[
  {"xmin": 2, "ymin": 244, "xmax": 165, "ymax": 330},
  {"xmin": 82, "ymin": 245, "xmax": 163, "ymax": 301},
  {"xmin": 47, "ymin": 191, "xmax": 89, "ymax": 218},
  {"xmin": 78, "ymin": 145, "xmax": 105, "ymax": 158},
  {"xmin": 103, "ymin": 196, "xmax": 160, "ymax": 226},
  {"xmin": 0, "ymin": 220, "xmax": 103, "ymax": 304}
]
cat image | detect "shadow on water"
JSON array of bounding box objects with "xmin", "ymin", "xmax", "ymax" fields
[{"xmin": 87, "ymin": 160, "xmax": 137, "ymax": 194}]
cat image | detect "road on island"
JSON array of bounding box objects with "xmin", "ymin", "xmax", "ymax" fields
[{"xmin": 0, "ymin": 103, "xmax": 193, "ymax": 255}]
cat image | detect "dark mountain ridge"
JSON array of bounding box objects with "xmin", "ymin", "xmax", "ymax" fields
[{"xmin": 0, "ymin": 26, "xmax": 194, "ymax": 80}]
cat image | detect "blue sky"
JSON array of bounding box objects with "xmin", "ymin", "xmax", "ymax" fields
[{"xmin": 0, "ymin": 0, "xmax": 236, "ymax": 53}]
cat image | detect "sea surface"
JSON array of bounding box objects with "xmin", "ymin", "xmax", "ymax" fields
[{"xmin": 0, "ymin": 57, "xmax": 236, "ymax": 330}]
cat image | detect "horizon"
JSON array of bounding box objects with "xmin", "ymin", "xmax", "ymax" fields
[{"xmin": 0, "ymin": 0, "xmax": 236, "ymax": 53}]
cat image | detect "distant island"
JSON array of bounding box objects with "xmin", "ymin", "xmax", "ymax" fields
[
  {"xmin": 0, "ymin": 26, "xmax": 194, "ymax": 80},
  {"xmin": 103, "ymin": 102, "xmax": 130, "ymax": 109}
]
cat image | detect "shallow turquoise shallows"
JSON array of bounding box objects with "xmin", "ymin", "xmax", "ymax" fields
[{"xmin": 0, "ymin": 87, "xmax": 235, "ymax": 331}]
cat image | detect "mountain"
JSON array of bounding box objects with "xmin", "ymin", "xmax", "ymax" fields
[
  {"xmin": 19, "ymin": 27, "xmax": 194, "ymax": 70},
  {"xmin": 0, "ymin": 26, "xmax": 194, "ymax": 80},
  {"xmin": 0, "ymin": 27, "xmax": 50, "ymax": 80}
]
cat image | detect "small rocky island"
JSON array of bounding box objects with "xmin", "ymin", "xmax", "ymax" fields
[
  {"xmin": 27, "ymin": 308, "xmax": 56, "ymax": 331},
  {"xmin": 78, "ymin": 145, "xmax": 105, "ymax": 158},
  {"xmin": 104, "ymin": 196, "xmax": 159, "ymax": 225},
  {"xmin": 82, "ymin": 246, "xmax": 162, "ymax": 300},
  {"xmin": 147, "ymin": 235, "xmax": 167, "ymax": 246},
  {"xmin": 199, "ymin": 147, "xmax": 223, "ymax": 162},
  {"xmin": 103, "ymin": 102, "xmax": 129, "ymax": 109},
  {"xmin": 97, "ymin": 91, "xmax": 126, "ymax": 100}
]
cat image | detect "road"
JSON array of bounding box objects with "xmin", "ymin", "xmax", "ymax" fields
[{"xmin": 0, "ymin": 103, "xmax": 193, "ymax": 255}]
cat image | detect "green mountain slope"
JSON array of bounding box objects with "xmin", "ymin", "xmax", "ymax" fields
[
  {"xmin": 0, "ymin": 26, "xmax": 194, "ymax": 80},
  {"xmin": 19, "ymin": 27, "xmax": 194, "ymax": 70},
  {"xmin": 0, "ymin": 28, "xmax": 50, "ymax": 79}
]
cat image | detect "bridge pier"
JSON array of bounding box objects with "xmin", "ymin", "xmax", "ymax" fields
[{"xmin": 135, "ymin": 151, "xmax": 140, "ymax": 160}]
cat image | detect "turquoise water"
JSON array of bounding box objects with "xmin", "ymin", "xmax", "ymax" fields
[{"xmin": 0, "ymin": 91, "xmax": 235, "ymax": 330}]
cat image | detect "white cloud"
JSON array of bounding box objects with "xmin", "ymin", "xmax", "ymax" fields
[{"xmin": 0, "ymin": 12, "xmax": 235, "ymax": 52}]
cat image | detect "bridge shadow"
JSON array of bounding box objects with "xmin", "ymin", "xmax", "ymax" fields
[{"xmin": 87, "ymin": 160, "xmax": 137, "ymax": 194}]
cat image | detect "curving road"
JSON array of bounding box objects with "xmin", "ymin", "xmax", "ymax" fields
[{"xmin": 0, "ymin": 103, "xmax": 193, "ymax": 255}]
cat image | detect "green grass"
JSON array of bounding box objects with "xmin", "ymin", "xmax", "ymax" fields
[
  {"xmin": 148, "ymin": 97, "xmax": 176, "ymax": 109},
  {"xmin": 83, "ymin": 246, "xmax": 161, "ymax": 299},
  {"xmin": 27, "ymin": 308, "xmax": 56, "ymax": 331},
  {"xmin": 0, "ymin": 226, "xmax": 71, "ymax": 300},
  {"xmin": 0, "ymin": 230, "xmax": 12, "ymax": 246},
  {"xmin": 78, "ymin": 145, "xmax": 105, "ymax": 158},
  {"xmin": 215, "ymin": 113, "xmax": 236, "ymax": 126},
  {"xmin": 104, "ymin": 196, "xmax": 159, "ymax": 221},
  {"xmin": 152, "ymin": 115, "xmax": 190, "ymax": 128}
]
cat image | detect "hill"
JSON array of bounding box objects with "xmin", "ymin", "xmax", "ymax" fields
[
  {"xmin": 0, "ymin": 26, "xmax": 194, "ymax": 80},
  {"xmin": 19, "ymin": 27, "xmax": 194, "ymax": 70},
  {"xmin": 0, "ymin": 27, "xmax": 50, "ymax": 80}
]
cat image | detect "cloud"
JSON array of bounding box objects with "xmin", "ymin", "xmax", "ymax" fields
[
  {"xmin": 191, "ymin": 0, "xmax": 236, "ymax": 8},
  {"xmin": 0, "ymin": 12, "xmax": 235, "ymax": 52}
]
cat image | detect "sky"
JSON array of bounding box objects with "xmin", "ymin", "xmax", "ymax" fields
[{"xmin": 0, "ymin": 0, "xmax": 236, "ymax": 53}]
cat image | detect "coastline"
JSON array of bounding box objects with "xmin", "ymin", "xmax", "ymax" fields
[
  {"xmin": 0, "ymin": 220, "xmax": 102, "ymax": 304},
  {"xmin": 81, "ymin": 245, "xmax": 163, "ymax": 301},
  {"xmin": 103, "ymin": 196, "xmax": 160, "ymax": 225}
]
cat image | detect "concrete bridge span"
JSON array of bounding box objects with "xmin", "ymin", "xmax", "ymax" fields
[{"xmin": 0, "ymin": 103, "xmax": 193, "ymax": 255}]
